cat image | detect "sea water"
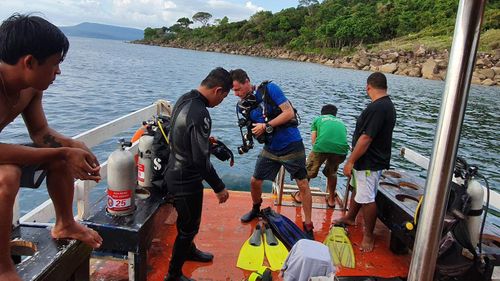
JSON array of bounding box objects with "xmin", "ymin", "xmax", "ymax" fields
[{"xmin": 0, "ymin": 37, "xmax": 498, "ymax": 216}]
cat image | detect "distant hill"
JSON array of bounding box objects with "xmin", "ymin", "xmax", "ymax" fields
[{"xmin": 59, "ymin": 22, "xmax": 143, "ymax": 41}]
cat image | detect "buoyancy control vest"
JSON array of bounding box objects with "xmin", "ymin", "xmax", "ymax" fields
[
  {"xmin": 151, "ymin": 115, "xmax": 171, "ymax": 189},
  {"xmin": 256, "ymin": 80, "xmax": 300, "ymax": 127}
]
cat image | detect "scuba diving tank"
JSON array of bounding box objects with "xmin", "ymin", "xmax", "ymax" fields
[
  {"xmin": 466, "ymin": 166, "xmax": 483, "ymax": 248},
  {"xmin": 137, "ymin": 125, "xmax": 154, "ymax": 187},
  {"xmin": 107, "ymin": 139, "xmax": 136, "ymax": 216}
]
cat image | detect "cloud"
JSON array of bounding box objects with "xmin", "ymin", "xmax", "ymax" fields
[
  {"xmin": 0, "ymin": 0, "xmax": 269, "ymax": 29},
  {"xmin": 108, "ymin": 0, "xmax": 265, "ymax": 28}
]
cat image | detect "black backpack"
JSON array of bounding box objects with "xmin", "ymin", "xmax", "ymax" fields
[
  {"xmin": 257, "ymin": 80, "xmax": 300, "ymax": 127},
  {"xmin": 151, "ymin": 115, "xmax": 171, "ymax": 189}
]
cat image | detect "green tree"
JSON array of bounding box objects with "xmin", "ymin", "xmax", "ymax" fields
[
  {"xmin": 177, "ymin": 17, "xmax": 193, "ymax": 28},
  {"xmin": 193, "ymin": 12, "xmax": 213, "ymax": 26},
  {"xmin": 142, "ymin": 0, "xmax": 499, "ymax": 53},
  {"xmin": 214, "ymin": 16, "xmax": 229, "ymax": 26},
  {"xmin": 299, "ymin": 0, "xmax": 319, "ymax": 15},
  {"xmin": 299, "ymin": 0, "xmax": 319, "ymax": 5},
  {"xmin": 144, "ymin": 27, "xmax": 156, "ymax": 39},
  {"xmin": 169, "ymin": 23, "xmax": 186, "ymax": 33}
]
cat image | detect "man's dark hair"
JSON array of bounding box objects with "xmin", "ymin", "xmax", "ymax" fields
[
  {"xmin": 367, "ymin": 72, "xmax": 387, "ymax": 90},
  {"xmin": 0, "ymin": 13, "xmax": 69, "ymax": 65},
  {"xmin": 229, "ymin": 68, "xmax": 250, "ymax": 84},
  {"xmin": 201, "ymin": 67, "xmax": 232, "ymax": 92},
  {"xmin": 321, "ymin": 104, "xmax": 337, "ymax": 116}
]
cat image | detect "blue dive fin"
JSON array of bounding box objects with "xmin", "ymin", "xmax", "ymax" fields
[{"xmin": 261, "ymin": 207, "xmax": 308, "ymax": 250}]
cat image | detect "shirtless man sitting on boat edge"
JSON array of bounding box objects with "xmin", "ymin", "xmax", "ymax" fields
[{"xmin": 0, "ymin": 14, "xmax": 103, "ymax": 281}]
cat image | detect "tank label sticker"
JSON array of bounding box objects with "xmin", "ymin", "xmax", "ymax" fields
[
  {"xmin": 107, "ymin": 189, "xmax": 133, "ymax": 211},
  {"xmin": 138, "ymin": 164, "xmax": 145, "ymax": 182}
]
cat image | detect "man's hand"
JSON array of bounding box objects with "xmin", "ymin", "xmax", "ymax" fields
[
  {"xmin": 71, "ymin": 140, "xmax": 100, "ymax": 169},
  {"xmin": 251, "ymin": 123, "xmax": 266, "ymax": 137},
  {"xmin": 343, "ymin": 161, "xmax": 354, "ymax": 177},
  {"xmin": 63, "ymin": 147, "xmax": 101, "ymax": 182},
  {"xmin": 216, "ymin": 188, "xmax": 229, "ymax": 204}
]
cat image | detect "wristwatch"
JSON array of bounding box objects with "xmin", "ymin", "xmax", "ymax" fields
[{"xmin": 265, "ymin": 123, "xmax": 274, "ymax": 134}]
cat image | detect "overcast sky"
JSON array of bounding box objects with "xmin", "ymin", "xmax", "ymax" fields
[{"xmin": 0, "ymin": 0, "xmax": 301, "ymax": 30}]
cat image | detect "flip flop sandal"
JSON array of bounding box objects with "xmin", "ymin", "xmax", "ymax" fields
[{"xmin": 290, "ymin": 191, "xmax": 302, "ymax": 204}]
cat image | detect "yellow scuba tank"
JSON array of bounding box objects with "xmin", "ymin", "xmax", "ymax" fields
[{"xmin": 106, "ymin": 139, "xmax": 136, "ymax": 216}]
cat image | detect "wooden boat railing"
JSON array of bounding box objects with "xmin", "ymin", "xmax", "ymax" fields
[{"xmin": 13, "ymin": 100, "xmax": 172, "ymax": 226}]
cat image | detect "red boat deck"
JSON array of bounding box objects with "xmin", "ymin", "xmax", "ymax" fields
[{"xmin": 90, "ymin": 189, "xmax": 410, "ymax": 280}]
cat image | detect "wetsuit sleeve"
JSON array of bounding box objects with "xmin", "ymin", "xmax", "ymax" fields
[{"xmin": 189, "ymin": 109, "xmax": 225, "ymax": 193}]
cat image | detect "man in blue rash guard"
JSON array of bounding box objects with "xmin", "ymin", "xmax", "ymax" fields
[
  {"xmin": 230, "ymin": 68, "xmax": 314, "ymax": 239},
  {"xmin": 164, "ymin": 67, "xmax": 231, "ymax": 281}
]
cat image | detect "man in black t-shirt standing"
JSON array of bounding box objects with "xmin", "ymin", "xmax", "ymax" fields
[{"xmin": 335, "ymin": 72, "xmax": 396, "ymax": 252}]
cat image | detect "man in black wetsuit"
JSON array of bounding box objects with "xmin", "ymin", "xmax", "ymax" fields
[{"xmin": 164, "ymin": 67, "xmax": 232, "ymax": 281}]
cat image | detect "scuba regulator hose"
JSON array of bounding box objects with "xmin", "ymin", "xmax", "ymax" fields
[
  {"xmin": 157, "ymin": 119, "xmax": 169, "ymax": 144},
  {"xmin": 236, "ymin": 105, "xmax": 247, "ymax": 145}
]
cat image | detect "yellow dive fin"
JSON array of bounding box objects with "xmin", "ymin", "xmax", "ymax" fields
[
  {"xmin": 324, "ymin": 225, "xmax": 355, "ymax": 268},
  {"xmin": 237, "ymin": 223, "xmax": 264, "ymax": 271},
  {"xmin": 248, "ymin": 266, "xmax": 272, "ymax": 281},
  {"xmin": 263, "ymin": 222, "xmax": 289, "ymax": 271}
]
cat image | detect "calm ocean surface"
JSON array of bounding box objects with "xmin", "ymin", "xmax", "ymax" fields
[{"xmin": 1, "ymin": 37, "xmax": 498, "ymax": 216}]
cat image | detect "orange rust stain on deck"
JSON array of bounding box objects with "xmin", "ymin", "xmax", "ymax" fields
[{"xmin": 91, "ymin": 189, "xmax": 410, "ymax": 280}]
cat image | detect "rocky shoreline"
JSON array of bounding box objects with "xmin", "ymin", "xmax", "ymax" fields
[{"xmin": 137, "ymin": 40, "xmax": 500, "ymax": 87}]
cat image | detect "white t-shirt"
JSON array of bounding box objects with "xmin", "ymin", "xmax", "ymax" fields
[{"xmin": 282, "ymin": 239, "xmax": 336, "ymax": 281}]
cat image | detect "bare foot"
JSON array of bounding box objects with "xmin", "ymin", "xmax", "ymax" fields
[
  {"xmin": 360, "ymin": 234, "xmax": 375, "ymax": 252},
  {"xmin": 326, "ymin": 196, "xmax": 336, "ymax": 208},
  {"xmin": 52, "ymin": 222, "xmax": 103, "ymax": 248},
  {"xmin": 0, "ymin": 267, "xmax": 22, "ymax": 281},
  {"xmin": 332, "ymin": 216, "xmax": 356, "ymax": 226}
]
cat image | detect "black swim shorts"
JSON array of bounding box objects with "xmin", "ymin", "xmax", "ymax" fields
[
  {"xmin": 19, "ymin": 144, "xmax": 47, "ymax": 189},
  {"xmin": 20, "ymin": 164, "xmax": 47, "ymax": 189}
]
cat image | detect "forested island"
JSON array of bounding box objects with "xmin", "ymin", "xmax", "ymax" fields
[{"xmin": 135, "ymin": 0, "xmax": 499, "ymax": 86}]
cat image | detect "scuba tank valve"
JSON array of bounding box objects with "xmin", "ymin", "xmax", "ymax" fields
[{"xmin": 107, "ymin": 139, "xmax": 136, "ymax": 216}]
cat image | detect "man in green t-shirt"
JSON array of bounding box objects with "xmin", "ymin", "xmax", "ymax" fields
[{"xmin": 305, "ymin": 104, "xmax": 349, "ymax": 208}]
